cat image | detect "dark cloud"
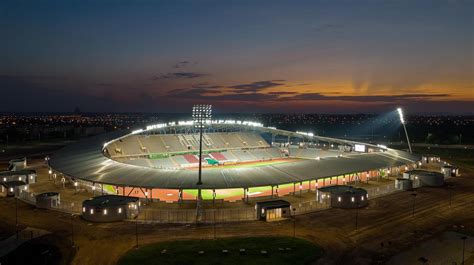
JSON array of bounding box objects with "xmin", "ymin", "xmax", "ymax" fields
[
  {"xmin": 228, "ymin": 80, "xmax": 284, "ymax": 93},
  {"xmin": 281, "ymin": 93, "xmax": 451, "ymax": 102},
  {"xmin": 267, "ymin": 91, "xmax": 298, "ymax": 95},
  {"xmin": 97, "ymin": 83, "xmax": 114, "ymax": 87},
  {"xmin": 205, "ymin": 93, "xmax": 280, "ymax": 101},
  {"xmin": 192, "ymin": 83, "xmax": 223, "ymax": 89},
  {"xmin": 166, "ymin": 87, "xmax": 221, "ymax": 98},
  {"xmin": 151, "ymin": 72, "xmax": 208, "ymax": 80},
  {"xmin": 172, "ymin": 61, "xmax": 198, "ymax": 68},
  {"xmin": 173, "ymin": 61, "xmax": 190, "ymax": 68},
  {"xmin": 312, "ymin": 24, "xmax": 343, "ymax": 32}
]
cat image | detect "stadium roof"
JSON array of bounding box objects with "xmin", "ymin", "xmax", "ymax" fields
[{"xmin": 49, "ymin": 127, "xmax": 420, "ymax": 190}]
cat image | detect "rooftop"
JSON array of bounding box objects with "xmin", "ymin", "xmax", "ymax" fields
[
  {"xmin": 318, "ymin": 185, "xmax": 367, "ymax": 195},
  {"xmin": 83, "ymin": 195, "xmax": 139, "ymax": 207}
]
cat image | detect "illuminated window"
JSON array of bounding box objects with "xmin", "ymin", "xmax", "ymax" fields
[
  {"xmin": 103, "ymin": 209, "xmax": 108, "ymax": 215},
  {"xmin": 351, "ymin": 197, "xmax": 355, "ymax": 202},
  {"xmin": 82, "ymin": 207, "xmax": 86, "ymax": 213},
  {"xmin": 361, "ymin": 196, "xmax": 364, "ymax": 201},
  {"xmin": 118, "ymin": 208, "xmax": 122, "ymax": 214},
  {"xmin": 338, "ymin": 197, "xmax": 341, "ymax": 202},
  {"xmin": 90, "ymin": 209, "xmax": 94, "ymax": 215}
]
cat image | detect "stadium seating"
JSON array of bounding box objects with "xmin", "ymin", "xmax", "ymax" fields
[{"xmin": 210, "ymin": 152, "xmax": 228, "ymax": 161}]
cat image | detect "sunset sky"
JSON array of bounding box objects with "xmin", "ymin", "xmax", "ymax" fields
[{"xmin": 1, "ymin": 0, "xmax": 472, "ymax": 113}]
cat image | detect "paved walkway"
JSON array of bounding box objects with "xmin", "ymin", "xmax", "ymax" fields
[{"xmin": 0, "ymin": 227, "xmax": 50, "ymax": 257}]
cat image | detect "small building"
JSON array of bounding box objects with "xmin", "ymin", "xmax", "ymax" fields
[
  {"xmin": 395, "ymin": 178, "xmax": 413, "ymax": 191},
  {"xmin": 8, "ymin": 158, "xmax": 27, "ymax": 171},
  {"xmin": 36, "ymin": 192, "xmax": 61, "ymax": 209},
  {"xmin": 421, "ymin": 155, "xmax": 441, "ymax": 165},
  {"xmin": 317, "ymin": 185, "xmax": 368, "ymax": 209},
  {"xmin": 82, "ymin": 195, "xmax": 140, "ymax": 222},
  {"xmin": 255, "ymin": 200, "xmax": 291, "ymax": 221},
  {"xmin": 441, "ymin": 165, "xmax": 459, "ymax": 178},
  {"xmin": 403, "ymin": 170, "xmax": 444, "ymax": 188},
  {"xmin": 1, "ymin": 181, "xmax": 28, "ymax": 197},
  {"xmin": 0, "ymin": 170, "xmax": 37, "ymax": 184}
]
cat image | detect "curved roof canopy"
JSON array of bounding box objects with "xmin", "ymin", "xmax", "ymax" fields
[{"xmin": 49, "ymin": 122, "xmax": 420, "ymax": 189}]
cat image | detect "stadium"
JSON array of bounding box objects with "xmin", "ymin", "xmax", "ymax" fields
[{"xmin": 48, "ymin": 119, "xmax": 420, "ymax": 203}]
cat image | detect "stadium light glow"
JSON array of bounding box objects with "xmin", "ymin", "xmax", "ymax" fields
[
  {"xmin": 397, "ymin": 107, "xmax": 412, "ymax": 153},
  {"xmin": 397, "ymin": 108, "xmax": 405, "ymax": 124}
]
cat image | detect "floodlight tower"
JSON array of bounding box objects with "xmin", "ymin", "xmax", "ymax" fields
[
  {"xmin": 397, "ymin": 108, "xmax": 412, "ymax": 154},
  {"xmin": 193, "ymin": 104, "xmax": 212, "ymax": 186}
]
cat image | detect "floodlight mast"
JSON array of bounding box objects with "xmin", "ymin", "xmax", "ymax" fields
[
  {"xmin": 193, "ymin": 105, "xmax": 212, "ymax": 186},
  {"xmin": 397, "ymin": 108, "xmax": 412, "ymax": 154}
]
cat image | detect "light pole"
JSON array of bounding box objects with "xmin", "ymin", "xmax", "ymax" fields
[
  {"xmin": 292, "ymin": 207, "xmax": 297, "ymax": 238},
  {"xmin": 71, "ymin": 214, "xmax": 75, "ymax": 248},
  {"xmin": 213, "ymin": 210, "xmax": 217, "ymax": 240},
  {"xmin": 355, "ymin": 202, "xmax": 360, "ymax": 231},
  {"xmin": 448, "ymin": 184, "xmax": 454, "ymax": 209},
  {"xmin": 193, "ymin": 104, "xmax": 212, "ymax": 186},
  {"xmin": 411, "ymin": 193, "xmax": 417, "ymax": 217},
  {"xmin": 192, "ymin": 104, "xmax": 212, "ymax": 220},
  {"xmin": 135, "ymin": 221, "xmax": 139, "ymax": 249},
  {"xmin": 461, "ymin": 236, "xmax": 467, "ymax": 265},
  {"xmin": 15, "ymin": 195, "xmax": 18, "ymax": 240},
  {"xmin": 397, "ymin": 108, "xmax": 412, "ymax": 154}
]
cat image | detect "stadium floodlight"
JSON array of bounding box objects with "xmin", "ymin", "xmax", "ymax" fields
[
  {"xmin": 397, "ymin": 107, "xmax": 412, "ymax": 154},
  {"xmin": 192, "ymin": 104, "xmax": 212, "ymax": 186}
]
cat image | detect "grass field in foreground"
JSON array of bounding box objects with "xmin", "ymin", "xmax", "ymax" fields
[{"xmin": 118, "ymin": 236, "xmax": 323, "ymax": 265}]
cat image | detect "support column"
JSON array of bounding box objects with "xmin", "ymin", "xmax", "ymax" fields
[
  {"xmin": 271, "ymin": 186, "xmax": 274, "ymax": 198},
  {"xmin": 299, "ymin": 182, "xmax": 302, "ymax": 195},
  {"xmin": 212, "ymin": 189, "xmax": 216, "ymax": 205},
  {"xmin": 293, "ymin": 183, "xmax": 296, "ymax": 195}
]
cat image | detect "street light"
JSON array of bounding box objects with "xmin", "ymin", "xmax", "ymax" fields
[
  {"xmin": 448, "ymin": 184, "xmax": 454, "ymax": 209},
  {"xmin": 355, "ymin": 202, "xmax": 360, "ymax": 231},
  {"xmin": 71, "ymin": 214, "xmax": 75, "ymax": 248},
  {"xmin": 292, "ymin": 207, "xmax": 297, "ymax": 238},
  {"xmin": 397, "ymin": 108, "xmax": 412, "ymax": 154},
  {"xmin": 15, "ymin": 195, "xmax": 18, "ymax": 240},
  {"xmin": 461, "ymin": 236, "xmax": 467, "ymax": 265},
  {"xmin": 411, "ymin": 193, "xmax": 417, "ymax": 217},
  {"xmin": 135, "ymin": 221, "xmax": 139, "ymax": 249}
]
